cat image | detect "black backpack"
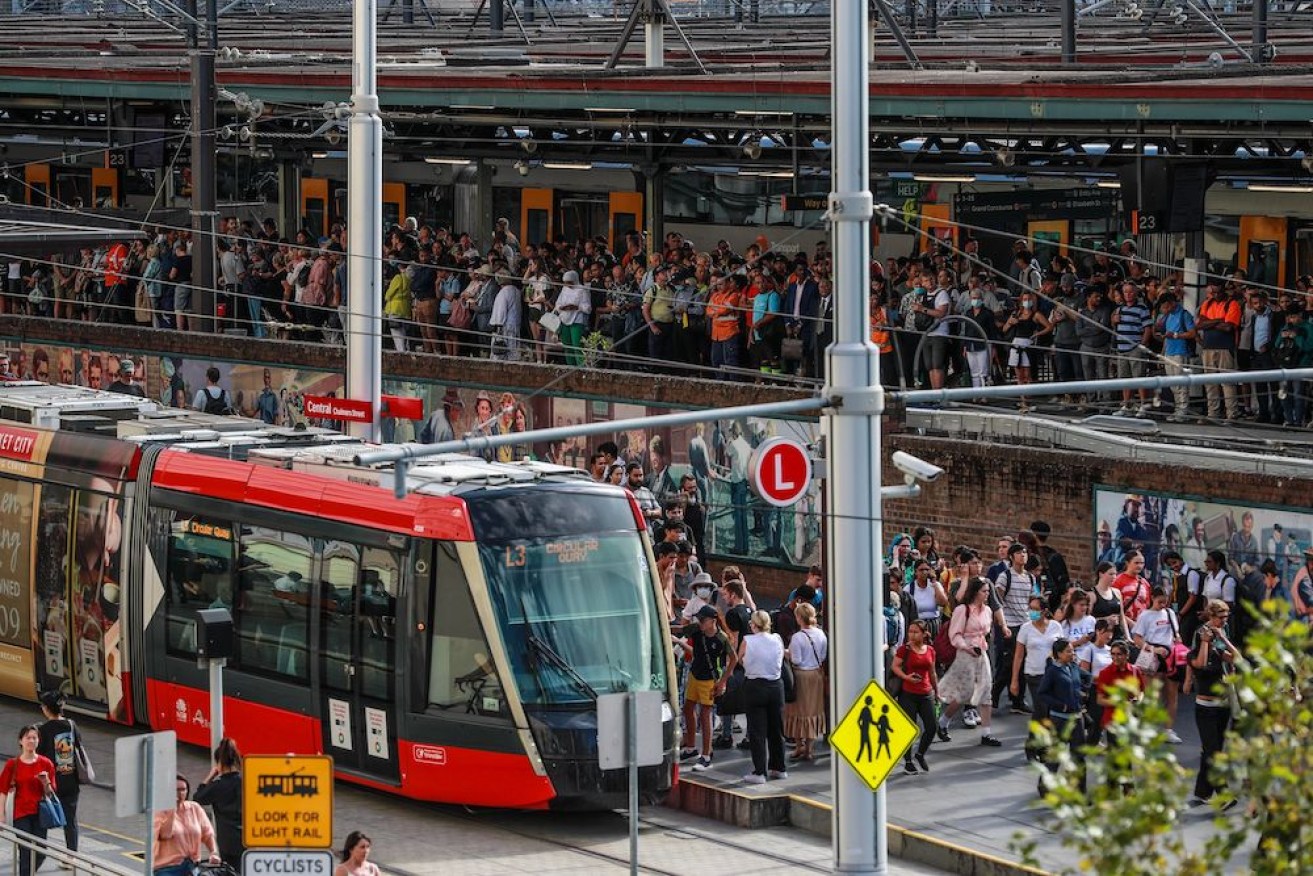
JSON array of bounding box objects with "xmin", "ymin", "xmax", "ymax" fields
[{"xmin": 202, "ymin": 387, "xmax": 232, "ymax": 416}]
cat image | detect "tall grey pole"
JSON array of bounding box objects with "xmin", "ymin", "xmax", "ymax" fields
[
  {"xmin": 1252, "ymin": 0, "xmax": 1269, "ymax": 62},
  {"xmin": 208, "ymin": 658, "xmax": 225, "ymax": 754},
  {"xmin": 645, "ymin": 1, "xmax": 665, "ymax": 68},
  {"xmin": 1061, "ymin": 0, "xmax": 1077, "ymax": 64},
  {"xmin": 143, "ymin": 738, "xmax": 155, "ymax": 875},
  {"xmin": 828, "ymin": 0, "xmax": 883, "ymax": 873},
  {"xmin": 627, "ymin": 691, "xmax": 639, "ymax": 876},
  {"xmin": 189, "ymin": 0, "xmax": 218, "ymax": 333},
  {"xmin": 348, "ymin": 0, "xmax": 384, "ymax": 441}
]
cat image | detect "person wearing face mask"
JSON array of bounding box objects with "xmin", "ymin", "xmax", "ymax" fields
[
  {"xmin": 1001, "ymin": 291, "xmax": 1052, "ymax": 411},
  {"xmin": 679, "ymin": 571, "xmax": 715, "ymax": 623},
  {"xmin": 963, "ymin": 290, "xmax": 1002, "ymax": 390},
  {"xmin": 1012, "ymin": 596, "xmax": 1064, "ymax": 760}
]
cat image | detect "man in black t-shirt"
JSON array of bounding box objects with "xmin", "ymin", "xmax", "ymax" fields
[
  {"xmin": 713, "ymin": 579, "xmax": 752, "ymax": 750},
  {"xmin": 680, "ymin": 605, "xmax": 728, "ymax": 770}
]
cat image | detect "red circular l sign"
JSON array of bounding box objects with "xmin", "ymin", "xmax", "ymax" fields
[{"xmin": 749, "ymin": 437, "xmax": 813, "ymax": 507}]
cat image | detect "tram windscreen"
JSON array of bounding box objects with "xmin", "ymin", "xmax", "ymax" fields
[{"xmin": 468, "ymin": 489, "xmax": 667, "ymax": 706}]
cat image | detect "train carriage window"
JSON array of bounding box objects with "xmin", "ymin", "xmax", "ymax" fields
[
  {"xmin": 320, "ymin": 540, "xmax": 360, "ymax": 695},
  {"xmin": 358, "ymin": 547, "xmax": 399, "ymax": 701},
  {"xmin": 166, "ymin": 517, "xmax": 235, "ymax": 657},
  {"xmin": 235, "ymin": 525, "xmax": 312, "ymax": 678},
  {"xmin": 427, "ymin": 543, "xmax": 507, "ymax": 719}
]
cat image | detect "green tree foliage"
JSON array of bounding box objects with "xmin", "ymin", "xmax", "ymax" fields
[{"xmin": 1012, "ymin": 605, "xmax": 1311, "ymax": 875}]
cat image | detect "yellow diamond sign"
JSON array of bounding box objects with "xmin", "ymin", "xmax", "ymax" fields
[{"xmin": 830, "ymin": 679, "xmax": 919, "ymax": 791}]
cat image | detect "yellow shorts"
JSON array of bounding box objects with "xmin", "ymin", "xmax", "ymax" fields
[{"xmin": 685, "ymin": 676, "xmax": 717, "ymax": 707}]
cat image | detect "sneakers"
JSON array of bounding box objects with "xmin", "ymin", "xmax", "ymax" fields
[
  {"xmin": 743, "ymin": 773, "xmax": 767, "ymax": 785},
  {"xmin": 963, "ymin": 707, "xmax": 980, "ymax": 728},
  {"xmin": 980, "ymin": 735, "xmax": 1002, "ymax": 747},
  {"xmin": 736, "ymin": 738, "xmax": 753, "ymax": 751},
  {"xmin": 904, "ymin": 761, "xmax": 919, "ymax": 775},
  {"xmin": 1010, "ymin": 702, "xmax": 1032, "ymax": 715},
  {"xmin": 712, "ymin": 736, "xmax": 734, "ymax": 750},
  {"xmin": 936, "ymin": 725, "xmax": 952, "ymax": 743},
  {"xmin": 679, "ymin": 747, "xmax": 699, "ymax": 761},
  {"xmin": 1220, "ymin": 798, "xmax": 1239, "ymax": 812},
  {"xmin": 1187, "ymin": 795, "xmax": 1209, "ymax": 808},
  {"xmin": 1113, "ymin": 406, "xmax": 1131, "ymax": 417},
  {"xmin": 1138, "ymin": 403, "xmax": 1152, "ymax": 416},
  {"xmin": 689, "ymin": 755, "xmax": 713, "ymax": 772},
  {"xmin": 915, "ymin": 754, "xmax": 930, "ymax": 773},
  {"xmin": 768, "ymin": 770, "xmax": 789, "ymax": 780},
  {"xmin": 1166, "ymin": 730, "xmax": 1184, "ymax": 745},
  {"xmin": 1167, "ymin": 413, "xmax": 1189, "ymax": 423}
]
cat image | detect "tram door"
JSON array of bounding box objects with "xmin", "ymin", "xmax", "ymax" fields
[{"xmin": 318, "ymin": 542, "xmax": 402, "ymax": 783}]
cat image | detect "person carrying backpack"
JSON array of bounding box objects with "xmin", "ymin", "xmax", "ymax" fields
[
  {"xmin": 192, "ymin": 366, "xmax": 234, "ymax": 415},
  {"xmin": 37, "ymin": 690, "xmax": 87, "ymax": 860}
]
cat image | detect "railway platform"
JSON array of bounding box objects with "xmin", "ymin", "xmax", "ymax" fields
[
  {"xmin": 0, "ymin": 699, "xmax": 946, "ymax": 875},
  {"xmin": 672, "ymin": 698, "xmax": 1251, "ymax": 876}
]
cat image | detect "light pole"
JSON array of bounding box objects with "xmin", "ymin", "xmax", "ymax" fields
[{"xmin": 826, "ymin": 0, "xmax": 884, "ymax": 873}]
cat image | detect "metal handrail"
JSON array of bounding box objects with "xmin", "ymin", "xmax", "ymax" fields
[{"xmin": 0, "ymin": 821, "xmax": 141, "ymax": 876}]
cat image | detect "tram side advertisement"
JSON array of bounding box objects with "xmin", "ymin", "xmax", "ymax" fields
[{"xmin": 0, "ymin": 425, "xmax": 53, "ymax": 700}]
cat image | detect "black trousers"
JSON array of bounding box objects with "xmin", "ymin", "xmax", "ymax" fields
[
  {"xmin": 1046, "ymin": 712, "xmax": 1087, "ymax": 795},
  {"xmin": 744, "ymin": 677, "xmax": 786, "ymax": 776},
  {"xmin": 991, "ymin": 625, "xmax": 1024, "ymax": 707},
  {"xmin": 898, "ymin": 690, "xmax": 937, "ymax": 761},
  {"xmin": 14, "ymin": 813, "xmax": 47, "ymax": 876},
  {"xmin": 57, "ymin": 791, "xmax": 79, "ymax": 852},
  {"xmin": 1194, "ymin": 704, "xmax": 1231, "ymax": 800}
]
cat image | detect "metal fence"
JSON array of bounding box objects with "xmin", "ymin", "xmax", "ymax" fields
[
  {"xmin": 9, "ymin": 0, "xmax": 830, "ymax": 17},
  {"xmin": 0, "ymin": 821, "xmax": 140, "ymax": 876}
]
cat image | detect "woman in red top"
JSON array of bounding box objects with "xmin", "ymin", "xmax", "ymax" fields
[
  {"xmin": 0, "ymin": 723, "xmax": 59, "ymax": 876},
  {"xmin": 892, "ymin": 619, "xmax": 939, "ymax": 775},
  {"xmin": 1115, "ymin": 551, "xmax": 1151, "ymax": 624}
]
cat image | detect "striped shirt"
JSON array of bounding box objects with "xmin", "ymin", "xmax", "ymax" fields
[
  {"xmin": 1114, "ymin": 301, "xmax": 1151, "ymax": 353},
  {"xmin": 994, "ymin": 567, "xmax": 1036, "ymax": 627}
]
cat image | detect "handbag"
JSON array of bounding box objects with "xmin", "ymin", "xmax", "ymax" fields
[
  {"xmin": 781, "ymin": 657, "xmax": 797, "ymax": 703},
  {"xmin": 1165, "ymin": 612, "xmax": 1190, "ymax": 678},
  {"xmin": 780, "ymin": 336, "xmax": 804, "ymax": 362},
  {"xmin": 38, "ymin": 793, "xmax": 66, "ymax": 829},
  {"xmin": 933, "ymin": 620, "xmax": 957, "ymax": 671},
  {"xmin": 447, "ymin": 295, "xmax": 472, "ymax": 330},
  {"xmin": 537, "ymin": 310, "xmax": 562, "ymax": 334},
  {"xmin": 71, "ymin": 720, "xmax": 95, "ymax": 784},
  {"xmin": 714, "ymin": 666, "xmax": 746, "ymax": 716},
  {"xmin": 1134, "ymin": 645, "xmax": 1160, "ymax": 674}
]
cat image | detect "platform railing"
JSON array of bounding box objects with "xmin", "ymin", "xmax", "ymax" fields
[{"xmin": 0, "ymin": 821, "xmax": 140, "ymax": 876}]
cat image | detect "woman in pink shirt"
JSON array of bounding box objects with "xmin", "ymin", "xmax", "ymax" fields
[
  {"xmin": 152, "ymin": 773, "xmax": 220, "ymax": 876},
  {"xmin": 935, "ymin": 578, "xmax": 1002, "ymax": 746}
]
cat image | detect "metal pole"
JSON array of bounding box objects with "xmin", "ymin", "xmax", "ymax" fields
[
  {"xmin": 143, "ymin": 737, "xmax": 155, "ymax": 875},
  {"xmin": 189, "ymin": 0, "xmax": 218, "ymax": 334},
  {"xmin": 1061, "ymin": 0, "xmax": 1076, "ymax": 64},
  {"xmin": 645, "ymin": 0, "xmax": 665, "ymax": 68},
  {"xmin": 829, "ymin": 0, "xmax": 882, "ymax": 872},
  {"xmin": 348, "ymin": 0, "xmax": 384, "ymax": 441},
  {"xmin": 208, "ymin": 658, "xmax": 225, "ymax": 753},
  {"xmin": 491, "ymin": 0, "xmax": 504, "ymax": 33},
  {"xmin": 627, "ymin": 690, "xmax": 639, "ymax": 876},
  {"xmin": 897, "ymin": 366, "xmax": 1313, "ymax": 404},
  {"xmin": 1252, "ymin": 0, "xmax": 1269, "ymax": 62}
]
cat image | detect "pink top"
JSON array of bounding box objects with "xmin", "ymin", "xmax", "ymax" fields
[
  {"xmin": 949, "ymin": 603, "xmax": 992, "ymax": 653},
  {"xmin": 152, "ymin": 801, "xmax": 217, "ymax": 869}
]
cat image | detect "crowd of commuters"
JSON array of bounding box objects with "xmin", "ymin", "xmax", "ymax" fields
[
  {"xmin": 5, "ymin": 215, "xmax": 1309, "ymax": 420},
  {"xmin": 881, "ymin": 517, "xmax": 1311, "ymax": 802}
]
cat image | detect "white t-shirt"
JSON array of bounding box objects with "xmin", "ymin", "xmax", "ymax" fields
[
  {"xmin": 1064, "ymin": 615, "xmax": 1097, "ymax": 646},
  {"xmin": 1017, "ymin": 620, "xmax": 1063, "ymax": 677},
  {"xmin": 929, "ymin": 288, "xmax": 953, "ymax": 337},
  {"xmin": 1078, "ymin": 641, "xmax": 1113, "ymax": 678},
  {"xmin": 1132, "ymin": 607, "xmax": 1178, "ymax": 647},
  {"xmin": 742, "ymin": 632, "xmax": 783, "ymax": 680},
  {"xmin": 1201, "ymin": 571, "xmax": 1236, "ymax": 603}
]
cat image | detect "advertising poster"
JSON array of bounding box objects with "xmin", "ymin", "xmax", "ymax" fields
[{"xmin": 1093, "ymin": 485, "xmax": 1310, "ymax": 588}]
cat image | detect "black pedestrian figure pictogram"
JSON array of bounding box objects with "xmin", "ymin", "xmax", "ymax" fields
[
  {"xmin": 875, "ymin": 705, "xmax": 893, "ymax": 760},
  {"xmin": 857, "ymin": 695, "xmax": 875, "ymax": 762}
]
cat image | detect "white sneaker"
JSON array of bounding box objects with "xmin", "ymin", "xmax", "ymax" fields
[
  {"xmin": 743, "ymin": 773, "xmax": 767, "ymax": 785},
  {"xmin": 769, "ymin": 770, "xmax": 789, "ymax": 780},
  {"xmin": 1166, "ymin": 730, "xmax": 1184, "ymax": 744},
  {"xmin": 963, "ymin": 708, "xmax": 980, "ymax": 728},
  {"xmin": 1138, "ymin": 403, "xmax": 1152, "ymax": 415},
  {"xmin": 1113, "ymin": 406, "xmax": 1131, "ymax": 417}
]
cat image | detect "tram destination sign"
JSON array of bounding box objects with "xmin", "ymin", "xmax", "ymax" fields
[{"xmin": 242, "ymin": 755, "xmax": 334, "ymax": 849}]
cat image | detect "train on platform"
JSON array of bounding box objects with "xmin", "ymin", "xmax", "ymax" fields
[{"xmin": 0, "ymin": 381, "xmax": 677, "ymax": 809}]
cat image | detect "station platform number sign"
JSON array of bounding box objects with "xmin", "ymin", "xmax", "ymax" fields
[
  {"xmin": 242, "ymin": 755, "xmax": 334, "ymax": 849},
  {"xmin": 829, "ymin": 680, "xmax": 918, "ymax": 791}
]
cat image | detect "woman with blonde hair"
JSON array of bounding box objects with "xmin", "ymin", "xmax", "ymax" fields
[
  {"xmin": 784, "ymin": 602, "xmax": 827, "ymax": 762},
  {"xmin": 717, "ymin": 609, "xmax": 786, "ymax": 784},
  {"xmin": 1186, "ymin": 598, "xmax": 1238, "ymax": 807}
]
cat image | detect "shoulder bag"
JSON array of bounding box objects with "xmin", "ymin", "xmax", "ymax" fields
[
  {"xmin": 38, "ymin": 790, "xmax": 67, "ymax": 829},
  {"xmin": 781, "ymin": 643, "xmax": 797, "ymax": 704},
  {"xmin": 71, "ymin": 719, "xmax": 95, "ymax": 784}
]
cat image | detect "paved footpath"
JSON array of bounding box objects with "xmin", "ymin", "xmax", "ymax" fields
[
  {"xmin": 683, "ymin": 698, "xmax": 1253, "ymax": 874},
  {"xmin": 0, "ymin": 699, "xmax": 945, "ymax": 875}
]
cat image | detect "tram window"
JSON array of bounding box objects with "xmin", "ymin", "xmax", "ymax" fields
[
  {"xmin": 427, "ymin": 543, "xmax": 507, "ymax": 719},
  {"xmin": 165, "ymin": 516, "xmax": 235, "ymax": 657},
  {"xmin": 359, "ymin": 548, "xmax": 399, "ymax": 701},
  {"xmin": 234, "ymin": 525, "xmax": 312, "ymax": 678}
]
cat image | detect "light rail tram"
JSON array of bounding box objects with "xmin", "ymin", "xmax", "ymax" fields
[{"xmin": 0, "ymin": 381, "xmax": 676, "ymax": 808}]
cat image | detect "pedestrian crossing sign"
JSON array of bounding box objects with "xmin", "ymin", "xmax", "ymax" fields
[{"xmin": 830, "ymin": 679, "xmax": 918, "ymax": 791}]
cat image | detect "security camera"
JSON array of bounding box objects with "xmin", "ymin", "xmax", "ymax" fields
[{"xmin": 891, "ymin": 451, "xmax": 944, "ymax": 484}]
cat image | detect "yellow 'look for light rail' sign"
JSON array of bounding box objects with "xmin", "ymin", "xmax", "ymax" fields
[
  {"xmin": 242, "ymin": 755, "xmax": 334, "ymax": 849},
  {"xmin": 829, "ymin": 680, "xmax": 919, "ymax": 791}
]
